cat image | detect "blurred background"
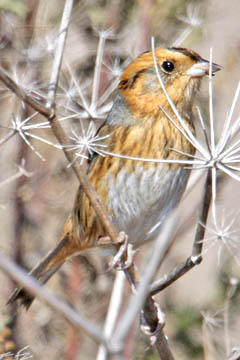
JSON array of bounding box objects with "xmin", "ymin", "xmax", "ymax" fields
[{"xmin": 0, "ymin": 0, "xmax": 240, "ymax": 359}]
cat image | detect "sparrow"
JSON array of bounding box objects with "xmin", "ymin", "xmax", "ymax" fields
[{"xmin": 8, "ymin": 47, "xmax": 222, "ymax": 308}]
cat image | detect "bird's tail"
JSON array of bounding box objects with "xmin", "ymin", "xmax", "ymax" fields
[{"xmin": 7, "ymin": 221, "xmax": 79, "ymax": 309}]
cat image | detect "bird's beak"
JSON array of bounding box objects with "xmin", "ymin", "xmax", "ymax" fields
[{"xmin": 187, "ymin": 59, "xmax": 223, "ymax": 78}]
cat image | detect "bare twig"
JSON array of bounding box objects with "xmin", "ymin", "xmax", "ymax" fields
[
  {"xmin": 0, "ymin": 69, "xmax": 51, "ymax": 117},
  {"xmin": 150, "ymin": 256, "xmax": 196, "ymax": 296},
  {"xmin": 155, "ymin": 329, "xmax": 175, "ymax": 360},
  {"xmin": 192, "ymin": 168, "xmax": 212, "ymax": 256},
  {"xmin": 49, "ymin": 116, "xmax": 120, "ymax": 242},
  {"xmin": 0, "ymin": 159, "xmax": 32, "ymax": 189},
  {"xmin": 91, "ymin": 31, "xmax": 107, "ymax": 110},
  {"xmin": 202, "ymin": 318, "xmax": 215, "ymax": 360},
  {"xmin": 0, "ymin": 19, "xmax": 119, "ymax": 245},
  {"xmin": 97, "ymin": 272, "xmax": 125, "ymax": 360},
  {"xmin": 46, "ymin": 0, "xmax": 74, "ymax": 108},
  {"xmin": 224, "ymin": 279, "xmax": 239, "ymax": 357},
  {"xmin": 110, "ymin": 215, "xmax": 178, "ymax": 359},
  {"xmin": 0, "ymin": 253, "xmax": 108, "ymax": 345}
]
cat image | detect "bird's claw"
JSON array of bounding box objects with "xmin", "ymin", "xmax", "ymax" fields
[
  {"xmin": 97, "ymin": 231, "xmax": 127, "ymax": 247},
  {"xmin": 107, "ymin": 232, "xmax": 135, "ymax": 271},
  {"xmin": 110, "ymin": 244, "xmax": 135, "ymax": 271},
  {"xmin": 97, "ymin": 231, "xmax": 134, "ymax": 270}
]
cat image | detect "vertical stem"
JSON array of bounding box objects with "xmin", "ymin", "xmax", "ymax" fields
[
  {"xmin": 211, "ymin": 167, "xmax": 218, "ymax": 227},
  {"xmin": 155, "ymin": 329, "xmax": 175, "ymax": 360},
  {"xmin": 91, "ymin": 34, "xmax": 106, "ymax": 110},
  {"xmin": 97, "ymin": 272, "xmax": 125, "ymax": 360},
  {"xmin": 223, "ymin": 281, "xmax": 237, "ymax": 357},
  {"xmin": 208, "ymin": 48, "xmax": 215, "ymax": 155},
  {"xmin": 9, "ymin": 106, "xmax": 28, "ymax": 346},
  {"xmin": 192, "ymin": 169, "xmax": 212, "ymax": 257},
  {"xmin": 46, "ymin": 0, "xmax": 74, "ymax": 108},
  {"xmin": 112, "ymin": 215, "xmax": 177, "ymax": 355}
]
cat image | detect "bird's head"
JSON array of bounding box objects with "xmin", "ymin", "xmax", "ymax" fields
[{"xmin": 119, "ymin": 47, "xmax": 222, "ymax": 117}]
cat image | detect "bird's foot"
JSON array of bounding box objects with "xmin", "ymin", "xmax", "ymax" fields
[
  {"xmin": 98, "ymin": 232, "xmax": 135, "ymax": 271},
  {"xmin": 111, "ymin": 243, "xmax": 135, "ymax": 271}
]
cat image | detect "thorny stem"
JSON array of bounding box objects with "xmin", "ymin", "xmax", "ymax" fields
[
  {"xmin": 0, "ymin": 11, "xmax": 215, "ymax": 360},
  {"xmin": 0, "ymin": 2, "xmax": 129, "ymax": 347},
  {"xmin": 0, "ymin": 3, "xmax": 162, "ymax": 357},
  {"xmin": 49, "ymin": 115, "xmax": 119, "ymax": 242},
  {"xmin": 45, "ymin": 0, "xmax": 121, "ymax": 244},
  {"xmin": 0, "ymin": 69, "xmax": 51, "ymax": 118},
  {"xmin": 0, "ymin": 14, "xmax": 119, "ymax": 245}
]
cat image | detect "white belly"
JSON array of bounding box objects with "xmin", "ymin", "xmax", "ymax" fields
[{"xmin": 104, "ymin": 164, "xmax": 190, "ymax": 247}]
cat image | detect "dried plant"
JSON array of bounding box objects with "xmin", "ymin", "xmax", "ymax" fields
[{"xmin": 0, "ymin": 1, "xmax": 239, "ymax": 360}]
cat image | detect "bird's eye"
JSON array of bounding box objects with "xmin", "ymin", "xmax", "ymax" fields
[{"xmin": 162, "ymin": 61, "xmax": 175, "ymax": 73}]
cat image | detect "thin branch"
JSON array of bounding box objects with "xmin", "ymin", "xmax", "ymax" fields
[
  {"xmin": 49, "ymin": 116, "xmax": 119, "ymax": 241},
  {"xmin": 110, "ymin": 214, "xmax": 178, "ymax": 358},
  {"xmin": 43, "ymin": 0, "xmax": 120, "ymax": 242},
  {"xmin": 217, "ymin": 82, "xmax": 240, "ymax": 154},
  {"xmin": 151, "ymin": 37, "xmax": 209, "ymax": 159},
  {"xmin": 208, "ymin": 48, "xmax": 216, "ymax": 155},
  {"xmin": 100, "ymin": 149, "xmax": 204, "ymax": 165},
  {"xmin": 0, "ymin": 69, "xmax": 51, "ymax": 117},
  {"xmin": 150, "ymin": 256, "xmax": 197, "ymax": 296},
  {"xmin": 91, "ymin": 33, "xmax": 106, "ymax": 110},
  {"xmin": 155, "ymin": 329, "xmax": 175, "ymax": 360},
  {"xmin": 172, "ymin": 26, "xmax": 193, "ymax": 47},
  {"xmin": 97, "ymin": 271, "xmax": 125, "ymax": 360},
  {"xmin": 196, "ymin": 106, "xmax": 211, "ymax": 154},
  {"xmin": 192, "ymin": 168, "xmax": 212, "ymax": 256},
  {"xmin": 0, "ymin": 129, "xmax": 15, "ymax": 146},
  {"xmin": 46, "ymin": 0, "xmax": 74, "ymax": 108},
  {"xmin": 0, "ymin": 159, "xmax": 32, "ymax": 188},
  {"xmin": 0, "ymin": 253, "xmax": 108, "ymax": 346},
  {"xmin": 0, "ymin": 44, "xmax": 119, "ymax": 243},
  {"xmin": 223, "ymin": 279, "xmax": 238, "ymax": 357}
]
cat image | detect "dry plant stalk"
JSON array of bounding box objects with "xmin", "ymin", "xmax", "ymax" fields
[{"xmin": 0, "ymin": 1, "xmax": 240, "ymax": 360}]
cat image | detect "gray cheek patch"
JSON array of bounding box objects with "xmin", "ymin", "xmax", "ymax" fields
[{"xmin": 107, "ymin": 93, "xmax": 137, "ymax": 127}]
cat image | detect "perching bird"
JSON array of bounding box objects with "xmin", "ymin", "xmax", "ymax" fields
[{"xmin": 8, "ymin": 47, "xmax": 222, "ymax": 308}]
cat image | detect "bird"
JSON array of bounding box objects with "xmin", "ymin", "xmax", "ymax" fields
[{"xmin": 8, "ymin": 47, "xmax": 222, "ymax": 308}]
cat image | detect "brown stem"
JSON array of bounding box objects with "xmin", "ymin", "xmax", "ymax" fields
[
  {"xmin": 155, "ymin": 329, "xmax": 175, "ymax": 360},
  {"xmin": 0, "ymin": 69, "xmax": 119, "ymax": 243},
  {"xmin": 0, "ymin": 70, "xmax": 51, "ymax": 117},
  {"xmin": 50, "ymin": 115, "xmax": 119, "ymax": 241},
  {"xmin": 192, "ymin": 168, "xmax": 212, "ymax": 257},
  {"xmin": 150, "ymin": 256, "xmax": 196, "ymax": 296},
  {"xmin": 141, "ymin": 295, "xmax": 175, "ymax": 360},
  {"xmin": 0, "ymin": 253, "xmax": 107, "ymax": 345}
]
